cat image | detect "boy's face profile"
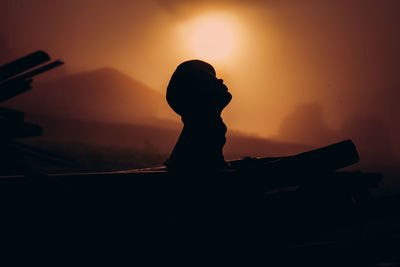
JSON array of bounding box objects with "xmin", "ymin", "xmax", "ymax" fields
[{"xmin": 213, "ymin": 78, "xmax": 232, "ymax": 113}]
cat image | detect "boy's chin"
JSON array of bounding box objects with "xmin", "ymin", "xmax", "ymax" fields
[
  {"xmin": 224, "ymin": 91, "xmax": 232, "ymax": 105},
  {"xmin": 226, "ymin": 91, "xmax": 232, "ymax": 101},
  {"xmin": 218, "ymin": 93, "xmax": 232, "ymax": 112}
]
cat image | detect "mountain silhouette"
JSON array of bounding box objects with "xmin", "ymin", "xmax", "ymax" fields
[{"xmin": 3, "ymin": 67, "xmax": 176, "ymax": 126}]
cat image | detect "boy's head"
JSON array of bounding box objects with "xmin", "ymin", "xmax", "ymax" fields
[{"xmin": 166, "ymin": 60, "xmax": 232, "ymax": 118}]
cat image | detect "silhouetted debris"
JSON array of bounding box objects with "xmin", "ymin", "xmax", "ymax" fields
[{"xmin": 0, "ymin": 51, "xmax": 64, "ymax": 173}]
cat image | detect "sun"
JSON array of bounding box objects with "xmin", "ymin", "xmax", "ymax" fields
[{"xmin": 182, "ymin": 13, "xmax": 240, "ymax": 62}]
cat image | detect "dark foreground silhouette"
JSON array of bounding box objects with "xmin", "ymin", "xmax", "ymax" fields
[{"xmin": 0, "ymin": 54, "xmax": 399, "ymax": 265}]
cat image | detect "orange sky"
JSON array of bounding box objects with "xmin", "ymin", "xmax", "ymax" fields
[{"xmin": 1, "ymin": 0, "xmax": 400, "ymax": 154}]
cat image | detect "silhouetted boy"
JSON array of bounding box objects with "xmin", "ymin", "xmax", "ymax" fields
[{"xmin": 165, "ymin": 60, "xmax": 232, "ymax": 170}]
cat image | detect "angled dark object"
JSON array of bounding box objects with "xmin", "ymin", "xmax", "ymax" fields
[
  {"xmin": 0, "ymin": 50, "xmax": 64, "ymax": 103},
  {"xmin": 0, "ymin": 51, "xmax": 64, "ymax": 175},
  {"xmin": 0, "ymin": 50, "xmax": 63, "ymax": 140},
  {"xmin": 0, "ymin": 50, "xmax": 50, "ymax": 81}
]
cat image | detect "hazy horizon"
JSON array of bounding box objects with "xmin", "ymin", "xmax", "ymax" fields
[{"xmin": 2, "ymin": 0, "xmax": 400, "ymax": 159}]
